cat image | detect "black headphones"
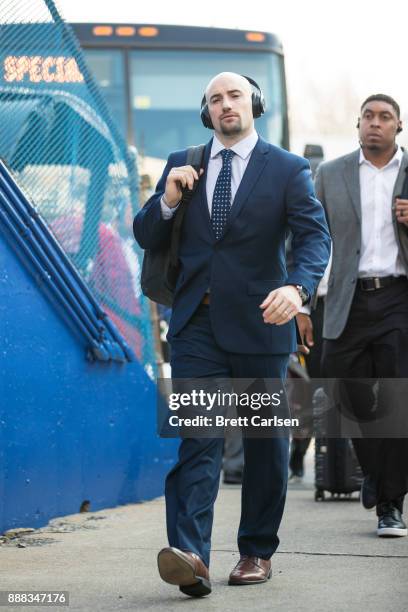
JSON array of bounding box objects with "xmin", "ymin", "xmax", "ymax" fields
[
  {"xmin": 356, "ymin": 118, "xmax": 403, "ymax": 134},
  {"xmin": 200, "ymin": 75, "xmax": 265, "ymax": 129}
]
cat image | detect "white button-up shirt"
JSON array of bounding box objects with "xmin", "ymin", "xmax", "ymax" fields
[
  {"xmin": 358, "ymin": 146, "xmax": 405, "ymax": 278},
  {"xmin": 205, "ymin": 130, "xmax": 258, "ymax": 213},
  {"xmin": 160, "ymin": 131, "xmax": 258, "ymax": 219}
]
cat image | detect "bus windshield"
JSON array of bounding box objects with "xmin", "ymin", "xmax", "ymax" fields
[
  {"xmin": 129, "ymin": 50, "xmax": 285, "ymax": 159},
  {"xmin": 83, "ymin": 48, "xmax": 286, "ymax": 163}
]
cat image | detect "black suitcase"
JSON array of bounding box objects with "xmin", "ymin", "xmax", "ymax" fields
[{"xmin": 313, "ymin": 388, "xmax": 363, "ymax": 501}]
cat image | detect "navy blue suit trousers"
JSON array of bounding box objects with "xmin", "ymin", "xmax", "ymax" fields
[{"xmin": 166, "ymin": 304, "xmax": 289, "ymax": 567}]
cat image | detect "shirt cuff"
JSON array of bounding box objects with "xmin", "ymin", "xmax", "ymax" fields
[
  {"xmin": 160, "ymin": 196, "xmax": 179, "ymax": 219},
  {"xmin": 298, "ymin": 304, "xmax": 311, "ymax": 315}
]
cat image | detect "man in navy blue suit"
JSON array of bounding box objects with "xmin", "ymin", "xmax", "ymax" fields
[{"xmin": 134, "ymin": 72, "xmax": 330, "ymax": 598}]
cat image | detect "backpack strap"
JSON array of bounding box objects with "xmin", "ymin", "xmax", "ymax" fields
[
  {"xmin": 169, "ymin": 144, "xmax": 206, "ymax": 267},
  {"xmin": 186, "ymin": 143, "xmax": 206, "ymax": 170}
]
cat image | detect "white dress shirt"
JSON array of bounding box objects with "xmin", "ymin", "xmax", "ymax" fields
[
  {"xmin": 300, "ymin": 147, "xmax": 405, "ymax": 316},
  {"xmin": 298, "ymin": 251, "xmax": 332, "ymax": 315},
  {"xmin": 160, "ymin": 130, "xmax": 258, "ymax": 219},
  {"xmin": 205, "ymin": 130, "xmax": 258, "ymax": 213},
  {"xmin": 358, "ymin": 146, "xmax": 405, "ymax": 278}
]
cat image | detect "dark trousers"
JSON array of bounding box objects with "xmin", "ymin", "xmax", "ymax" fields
[
  {"xmin": 306, "ymin": 296, "xmax": 325, "ymax": 379},
  {"xmin": 222, "ymin": 425, "xmax": 244, "ymax": 477},
  {"xmin": 290, "ymin": 296, "xmax": 326, "ymax": 473},
  {"xmin": 167, "ymin": 304, "xmax": 290, "ymax": 567},
  {"xmin": 321, "ymin": 278, "xmax": 408, "ymax": 510}
]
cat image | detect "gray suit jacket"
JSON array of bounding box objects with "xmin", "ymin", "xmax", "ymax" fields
[{"xmin": 315, "ymin": 148, "xmax": 408, "ymax": 340}]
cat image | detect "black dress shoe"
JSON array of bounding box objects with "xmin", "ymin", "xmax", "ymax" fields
[
  {"xmin": 377, "ymin": 503, "xmax": 407, "ymax": 537},
  {"xmin": 288, "ymin": 472, "xmax": 303, "ymax": 484},
  {"xmin": 223, "ymin": 471, "xmax": 242, "ymax": 485},
  {"xmin": 289, "ymin": 441, "xmax": 306, "ymax": 478},
  {"xmin": 360, "ymin": 475, "xmax": 377, "ymax": 511}
]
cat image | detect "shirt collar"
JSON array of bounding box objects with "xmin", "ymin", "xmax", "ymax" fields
[
  {"xmin": 210, "ymin": 130, "xmax": 259, "ymax": 160},
  {"xmin": 359, "ymin": 145, "xmax": 403, "ymax": 169}
]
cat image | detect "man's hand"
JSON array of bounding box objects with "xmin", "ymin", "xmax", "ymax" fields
[
  {"xmin": 296, "ymin": 313, "xmax": 314, "ymax": 347},
  {"xmin": 164, "ymin": 165, "xmax": 204, "ymax": 208},
  {"xmin": 395, "ymin": 198, "xmax": 408, "ymax": 227},
  {"xmin": 260, "ymin": 285, "xmax": 302, "ymax": 325}
]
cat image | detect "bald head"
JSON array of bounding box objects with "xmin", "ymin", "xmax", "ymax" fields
[
  {"xmin": 205, "ymin": 72, "xmax": 252, "ymax": 101},
  {"xmin": 203, "ymin": 72, "xmax": 255, "ymax": 144}
]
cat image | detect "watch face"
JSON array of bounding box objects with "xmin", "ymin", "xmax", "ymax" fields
[{"xmin": 297, "ymin": 285, "xmax": 308, "ymax": 304}]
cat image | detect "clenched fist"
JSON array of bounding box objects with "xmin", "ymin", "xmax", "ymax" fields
[
  {"xmin": 164, "ymin": 165, "xmax": 204, "ymax": 208},
  {"xmin": 395, "ymin": 198, "xmax": 408, "ymax": 227}
]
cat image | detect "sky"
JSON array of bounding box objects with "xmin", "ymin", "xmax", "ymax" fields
[{"xmin": 56, "ymin": 0, "xmax": 408, "ymax": 157}]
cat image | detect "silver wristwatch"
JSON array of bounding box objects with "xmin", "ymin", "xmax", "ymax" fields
[{"xmin": 294, "ymin": 284, "xmax": 310, "ymax": 306}]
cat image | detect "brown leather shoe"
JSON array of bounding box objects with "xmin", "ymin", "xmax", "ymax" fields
[
  {"xmin": 228, "ymin": 555, "xmax": 272, "ymax": 585},
  {"xmin": 157, "ymin": 547, "xmax": 211, "ymax": 597}
]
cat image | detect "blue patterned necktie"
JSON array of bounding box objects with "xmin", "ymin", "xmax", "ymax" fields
[{"xmin": 211, "ymin": 148, "xmax": 235, "ymax": 239}]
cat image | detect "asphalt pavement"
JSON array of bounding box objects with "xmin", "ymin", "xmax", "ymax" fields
[{"xmin": 1, "ymin": 448, "xmax": 407, "ymax": 612}]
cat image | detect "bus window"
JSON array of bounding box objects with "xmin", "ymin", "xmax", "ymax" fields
[
  {"xmin": 83, "ymin": 49, "xmax": 127, "ymax": 138},
  {"xmin": 129, "ymin": 49, "xmax": 286, "ymax": 167}
]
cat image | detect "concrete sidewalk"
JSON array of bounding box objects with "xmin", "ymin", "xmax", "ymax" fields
[{"xmin": 1, "ymin": 473, "xmax": 407, "ymax": 611}]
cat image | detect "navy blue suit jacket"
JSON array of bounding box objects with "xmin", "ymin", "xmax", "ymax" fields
[{"xmin": 134, "ymin": 136, "xmax": 331, "ymax": 355}]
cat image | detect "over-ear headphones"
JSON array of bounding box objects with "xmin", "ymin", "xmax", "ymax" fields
[
  {"xmin": 200, "ymin": 75, "xmax": 265, "ymax": 129},
  {"xmin": 356, "ymin": 117, "xmax": 403, "ymax": 133}
]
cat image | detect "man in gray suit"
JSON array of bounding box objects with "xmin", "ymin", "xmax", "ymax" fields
[{"xmin": 316, "ymin": 94, "xmax": 408, "ymax": 537}]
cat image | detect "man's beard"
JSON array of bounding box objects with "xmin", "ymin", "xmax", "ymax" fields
[
  {"xmin": 220, "ymin": 119, "xmax": 242, "ymax": 135},
  {"xmin": 364, "ymin": 143, "xmax": 382, "ymax": 151}
]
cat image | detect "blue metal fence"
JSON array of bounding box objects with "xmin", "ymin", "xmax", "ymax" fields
[
  {"xmin": 0, "ymin": 0, "xmax": 156, "ymax": 370},
  {"xmin": 0, "ymin": 0, "xmax": 176, "ymax": 533}
]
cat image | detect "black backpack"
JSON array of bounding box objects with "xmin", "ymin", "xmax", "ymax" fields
[{"xmin": 140, "ymin": 145, "xmax": 206, "ymax": 306}]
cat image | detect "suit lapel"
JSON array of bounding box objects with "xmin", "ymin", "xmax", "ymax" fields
[
  {"xmin": 391, "ymin": 150, "xmax": 408, "ymax": 273},
  {"xmin": 392, "ymin": 150, "xmax": 408, "ymax": 200},
  {"xmin": 222, "ymin": 137, "xmax": 269, "ymax": 237},
  {"xmin": 197, "ymin": 139, "xmax": 213, "ymax": 231},
  {"xmin": 343, "ymin": 150, "xmax": 361, "ymax": 224}
]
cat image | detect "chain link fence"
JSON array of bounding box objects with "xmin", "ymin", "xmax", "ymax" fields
[{"xmin": 0, "ymin": 0, "xmax": 156, "ymax": 374}]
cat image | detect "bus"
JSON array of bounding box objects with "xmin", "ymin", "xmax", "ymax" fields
[
  {"xmin": 0, "ymin": 21, "xmax": 290, "ymax": 366},
  {"xmin": 69, "ymin": 23, "xmax": 290, "ymax": 191}
]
